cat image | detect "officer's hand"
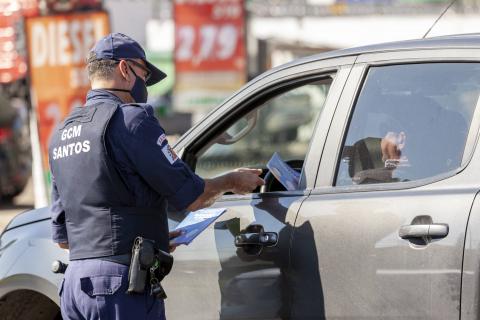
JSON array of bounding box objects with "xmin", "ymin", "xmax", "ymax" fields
[
  {"xmin": 168, "ymin": 229, "xmax": 182, "ymax": 253},
  {"xmin": 230, "ymin": 168, "xmax": 265, "ymax": 194},
  {"xmin": 57, "ymin": 242, "xmax": 69, "ymax": 249}
]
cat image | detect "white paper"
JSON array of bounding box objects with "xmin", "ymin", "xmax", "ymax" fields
[
  {"xmin": 170, "ymin": 208, "xmax": 227, "ymax": 246},
  {"xmin": 266, "ymin": 152, "xmax": 300, "ymax": 191}
]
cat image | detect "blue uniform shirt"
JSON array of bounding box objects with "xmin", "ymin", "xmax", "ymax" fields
[{"xmin": 51, "ymin": 89, "xmax": 205, "ymax": 244}]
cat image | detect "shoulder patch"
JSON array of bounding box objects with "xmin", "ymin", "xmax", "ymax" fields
[
  {"xmin": 157, "ymin": 133, "xmax": 167, "ymax": 147},
  {"xmin": 162, "ymin": 144, "xmax": 178, "ymax": 164}
]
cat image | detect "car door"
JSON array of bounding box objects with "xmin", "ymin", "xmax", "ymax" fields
[
  {"xmin": 291, "ymin": 49, "xmax": 480, "ymax": 319},
  {"xmin": 163, "ymin": 56, "xmax": 356, "ymax": 319}
]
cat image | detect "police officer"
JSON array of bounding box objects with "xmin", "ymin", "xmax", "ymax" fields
[{"xmin": 49, "ymin": 33, "xmax": 264, "ymax": 320}]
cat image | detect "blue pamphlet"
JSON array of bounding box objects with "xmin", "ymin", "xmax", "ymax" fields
[
  {"xmin": 266, "ymin": 152, "xmax": 300, "ymax": 191},
  {"xmin": 170, "ymin": 208, "xmax": 227, "ymax": 246}
]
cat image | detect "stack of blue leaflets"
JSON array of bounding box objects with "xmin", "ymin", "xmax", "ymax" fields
[
  {"xmin": 266, "ymin": 152, "xmax": 300, "ymax": 191},
  {"xmin": 170, "ymin": 208, "xmax": 227, "ymax": 246}
]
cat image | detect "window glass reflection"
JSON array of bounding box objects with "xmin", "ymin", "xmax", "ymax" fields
[{"xmin": 336, "ymin": 63, "xmax": 480, "ymax": 186}]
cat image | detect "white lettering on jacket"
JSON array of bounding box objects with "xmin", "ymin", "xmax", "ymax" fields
[
  {"xmin": 52, "ymin": 140, "xmax": 91, "ymax": 160},
  {"xmin": 61, "ymin": 125, "xmax": 82, "ymax": 141}
]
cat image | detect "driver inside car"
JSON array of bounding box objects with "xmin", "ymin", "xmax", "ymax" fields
[{"xmin": 345, "ymin": 130, "xmax": 410, "ymax": 185}]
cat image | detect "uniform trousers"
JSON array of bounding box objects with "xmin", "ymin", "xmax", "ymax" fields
[{"xmin": 60, "ymin": 259, "xmax": 166, "ymax": 320}]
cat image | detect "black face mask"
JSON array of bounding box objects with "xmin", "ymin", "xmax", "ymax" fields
[{"xmin": 108, "ymin": 65, "xmax": 148, "ymax": 103}]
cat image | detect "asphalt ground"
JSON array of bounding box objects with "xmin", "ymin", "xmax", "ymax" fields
[{"xmin": 0, "ymin": 178, "xmax": 34, "ymax": 232}]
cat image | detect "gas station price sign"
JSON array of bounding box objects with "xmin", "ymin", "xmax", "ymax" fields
[
  {"xmin": 174, "ymin": 0, "xmax": 246, "ymax": 73},
  {"xmin": 174, "ymin": 0, "xmax": 246, "ymax": 115}
]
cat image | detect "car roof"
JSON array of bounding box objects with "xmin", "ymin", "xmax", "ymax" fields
[
  {"xmin": 174, "ymin": 33, "xmax": 480, "ymax": 148},
  {"xmin": 271, "ymin": 33, "xmax": 480, "ymax": 73}
]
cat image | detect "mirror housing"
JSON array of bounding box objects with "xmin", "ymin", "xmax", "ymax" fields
[{"xmin": 216, "ymin": 111, "xmax": 258, "ymax": 145}]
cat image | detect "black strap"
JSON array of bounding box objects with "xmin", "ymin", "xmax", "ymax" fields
[{"xmin": 105, "ymin": 88, "xmax": 131, "ymax": 93}]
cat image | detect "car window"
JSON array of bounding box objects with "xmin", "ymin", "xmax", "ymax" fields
[
  {"xmin": 195, "ymin": 77, "xmax": 333, "ymax": 189},
  {"xmin": 336, "ymin": 63, "xmax": 480, "ymax": 186}
]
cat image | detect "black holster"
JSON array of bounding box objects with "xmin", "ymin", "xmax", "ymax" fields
[{"xmin": 127, "ymin": 237, "xmax": 173, "ymax": 296}]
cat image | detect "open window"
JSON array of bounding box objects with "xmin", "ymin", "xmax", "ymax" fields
[{"xmin": 187, "ymin": 76, "xmax": 334, "ymax": 193}]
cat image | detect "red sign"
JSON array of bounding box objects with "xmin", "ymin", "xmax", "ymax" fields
[
  {"xmin": 26, "ymin": 11, "xmax": 109, "ymax": 173},
  {"xmin": 19, "ymin": 0, "xmax": 40, "ymax": 17},
  {"xmin": 0, "ymin": 1, "xmax": 28, "ymax": 83},
  {"xmin": 174, "ymin": 0, "xmax": 246, "ymax": 73}
]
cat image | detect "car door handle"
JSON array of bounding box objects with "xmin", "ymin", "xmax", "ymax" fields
[
  {"xmin": 234, "ymin": 224, "xmax": 278, "ymax": 247},
  {"xmin": 235, "ymin": 232, "xmax": 278, "ymax": 247},
  {"xmin": 398, "ymin": 224, "xmax": 449, "ymax": 239}
]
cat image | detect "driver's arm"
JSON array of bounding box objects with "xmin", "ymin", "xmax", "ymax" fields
[{"xmin": 186, "ymin": 168, "xmax": 264, "ymax": 212}]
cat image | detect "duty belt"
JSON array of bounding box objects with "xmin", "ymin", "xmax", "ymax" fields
[
  {"xmin": 100, "ymin": 254, "xmax": 131, "ymax": 266},
  {"xmin": 51, "ymin": 254, "xmax": 134, "ymax": 274}
]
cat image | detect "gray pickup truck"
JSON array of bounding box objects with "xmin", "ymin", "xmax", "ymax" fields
[{"xmin": 2, "ymin": 34, "xmax": 480, "ymax": 319}]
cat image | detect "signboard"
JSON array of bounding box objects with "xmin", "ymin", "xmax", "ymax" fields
[
  {"xmin": 0, "ymin": 1, "xmax": 28, "ymax": 83},
  {"xmin": 20, "ymin": 0, "xmax": 40, "ymax": 17},
  {"xmin": 26, "ymin": 11, "xmax": 109, "ymax": 182},
  {"xmin": 174, "ymin": 0, "xmax": 246, "ymax": 118}
]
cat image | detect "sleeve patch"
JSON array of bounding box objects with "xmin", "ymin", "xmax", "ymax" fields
[
  {"xmin": 157, "ymin": 133, "xmax": 167, "ymax": 147},
  {"xmin": 162, "ymin": 144, "xmax": 178, "ymax": 164}
]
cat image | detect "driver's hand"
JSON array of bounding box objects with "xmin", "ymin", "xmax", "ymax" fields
[
  {"xmin": 230, "ymin": 168, "xmax": 265, "ymax": 194},
  {"xmin": 381, "ymin": 131, "xmax": 406, "ymax": 162}
]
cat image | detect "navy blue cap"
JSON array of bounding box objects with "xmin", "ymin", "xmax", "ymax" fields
[{"xmin": 89, "ymin": 33, "xmax": 166, "ymax": 86}]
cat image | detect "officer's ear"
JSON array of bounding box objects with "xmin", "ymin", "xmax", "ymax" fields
[{"xmin": 118, "ymin": 60, "xmax": 131, "ymax": 81}]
